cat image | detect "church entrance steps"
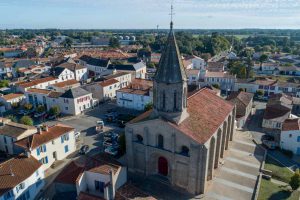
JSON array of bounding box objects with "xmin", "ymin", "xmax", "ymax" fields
[
  {"xmin": 220, "ymin": 167, "xmax": 257, "ymax": 180},
  {"xmin": 233, "ymin": 140, "xmax": 256, "ymax": 147},
  {"xmin": 225, "ymin": 157, "xmax": 260, "ymax": 169},
  {"xmin": 205, "ymin": 192, "xmax": 234, "ymax": 200},
  {"xmin": 215, "ymin": 178, "xmax": 254, "ymax": 193},
  {"xmin": 231, "ymin": 142, "xmax": 256, "ymax": 154},
  {"xmin": 229, "ymin": 148, "xmax": 264, "ymax": 161},
  {"xmin": 221, "ymin": 161, "xmax": 259, "ymax": 176},
  {"xmin": 215, "ymin": 170, "xmax": 257, "ymax": 188}
]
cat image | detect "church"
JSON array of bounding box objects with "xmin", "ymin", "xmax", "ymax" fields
[{"xmin": 125, "ymin": 21, "xmax": 236, "ymax": 195}]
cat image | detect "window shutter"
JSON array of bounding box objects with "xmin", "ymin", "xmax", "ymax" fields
[
  {"xmin": 45, "ymin": 156, "xmax": 48, "ymax": 164},
  {"xmin": 43, "ymin": 144, "xmax": 46, "ymax": 152},
  {"xmin": 37, "ymin": 148, "xmax": 40, "ymax": 156},
  {"xmin": 61, "ymin": 136, "xmax": 64, "ymax": 143}
]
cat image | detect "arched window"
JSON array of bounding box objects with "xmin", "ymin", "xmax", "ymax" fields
[
  {"xmin": 173, "ymin": 90, "xmax": 177, "ymax": 110},
  {"xmin": 181, "ymin": 146, "xmax": 190, "ymax": 156},
  {"xmin": 136, "ymin": 134, "xmax": 143, "ymax": 143},
  {"xmin": 158, "ymin": 134, "xmax": 164, "ymax": 148}
]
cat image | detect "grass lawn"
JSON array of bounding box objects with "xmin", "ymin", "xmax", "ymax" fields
[
  {"xmin": 264, "ymin": 155, "xmax": 294, "ymax": 183},
  {"xmin": 258, "ymin": 179, "xmax": 300, "ymax": 200}
]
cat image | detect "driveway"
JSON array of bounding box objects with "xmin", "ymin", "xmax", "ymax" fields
[{"xmin": 203, "ymin": 130, "xmax": 265, "ymax": 200}]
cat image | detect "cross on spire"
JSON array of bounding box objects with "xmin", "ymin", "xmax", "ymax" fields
[{"xmin": 170, "ymin": 1, "xmax": 175, "ymax": 29}]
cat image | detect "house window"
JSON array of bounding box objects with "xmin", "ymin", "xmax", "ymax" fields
[
  {"xmin": 297, "ymin": 136, "xmax": 300, "ymax": 142},
  {"xmin": 136, "ymin": 134, "xmax": 143, "ymax": 143},
  {"xmin": 16, "ymin": 182, "xmax": 25, "ymax": 193},
  {"xmin": 181, "ymin": 146, "xmax": 190, "ymax": 156},
  {"xmin": 39, "ymin": 156, "xmax": 48, "ymax": 164},
  {"xmin": 65, "ymin": 107, "xmax": 68, "ymax": 111},
  {"xmin": 289, "ymin": 134, "xmax": 292, "ymax": 138},
  {"xmin": 4, "ymin": 137, "xmax": 7, "ymax": 144},
  {"xmin": 157, "ymin": 134, "xmax": 164, "ymax": 148},
  {"xmin": 64, "ymin": 145, "xmax": 69, "ymax": 153}
]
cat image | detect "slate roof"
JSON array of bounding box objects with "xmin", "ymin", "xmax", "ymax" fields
[
  {"xmin": 79, "ymin": 55, "xmax": 110, "ymax": 67},
  {"xmin": 15, "ymin": 124, "xmax": 74, "ymax": 150},
  {"xmin": 0, "ymin": 155, "xmax": 42, "ymax": 196},
  {"xmin": 107, "ymin": 62, "xmax": 145, "ymax": 71},
  {"xmin": 130, "ymin": 88, "xmax": 234, "ymax": 144},
  {"xmin": 60, "ymin": 87, "xmax": 91, "ymax": 99},
  {"xmin": 227, "ymin": 91, "xmax": 254, "ymax": 118},
  {"xmin": 52, "ymin": 67, "xmax": 66, "ymax": 76},
  {"xmin": 154, "ymin": 25, "xmax": 187, "ymax": 84},
  {"xmin": 13, "ymin": 59, "xmax": 36, "ymax": 68},
  {"xmin": 282, "ymin": 118, "xmax": 300, "ymax": 131}
]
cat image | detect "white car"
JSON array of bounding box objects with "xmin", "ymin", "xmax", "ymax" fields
[
  {"xmin": 104, "ymin": 146, "xmax": 118, "ymax": 156},
  {"xmin": 34, "ymin": 111, "xmax": 46, "ymax": 118},
  {"xmin": 75, "ymin": 131, "xmax": 81, "ymax": 139}
]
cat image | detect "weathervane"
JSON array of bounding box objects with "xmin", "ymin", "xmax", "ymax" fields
[{"xmin": 169, "ymin": 0, "xmax": 175, "ymax": 29}]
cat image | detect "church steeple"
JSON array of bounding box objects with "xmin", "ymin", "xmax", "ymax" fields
[{"xmin": 152, "ymin": 7, "xmax": 189, "ymax": 125}]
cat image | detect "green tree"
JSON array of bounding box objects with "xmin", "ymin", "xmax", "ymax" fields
[
  {"xmin": 290, "ymin": 169, "xmax": 300, "ymax": 190},
  {"xmin": 109, "ymin": 37, "xmax": 120, "ymax": 48},
  {"xmin": 20, "ymin": 116, "xmax": 33, "ymax": 126},
  {"xmin": 36, "ymin": 105, "xmax": 45, "ymax": 113},
  {"xmin": 23, "ymin": 103, "xmax": 33, "ymax": 111},
  {"xmin": 49, "ymin": 106, "xmax": 60, "ymax": 116},
  {"xmin": 259, "ymin": 54, "xmax": 268, "ymax": 68},
  {"xmin": 0, "ymin": 80, "xmax": 9, "ymax": 88},
  {"xmin": 144, "ymin": 102, "xmax": 153, "ymax": 111},
  {"xmin": 7, "ymin": 115, "xmax": 17, "ymax": 123},
  {"xmin": 62, "ymin": 37, "xmax": 73, "ymax": 49},
  {"xmin": 256, "ymin": 90, "xmax": 264, "ymax": 96}
]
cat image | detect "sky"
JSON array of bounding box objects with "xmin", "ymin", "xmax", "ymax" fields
[{"xmin": 1, "ymin": 0, "xmax": 300, "ymax": 29}]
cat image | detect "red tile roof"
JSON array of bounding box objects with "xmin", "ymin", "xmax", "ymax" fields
[
  {"xmin": 55, "ymin": 161, "xmax": 84, "ymax": 184},
  {"xmin": 78, "ymin": 192, "xmax": 105, "ymax": 200},
  {"xmin": 15, "ymin": 124, "xmax": 74, "ymax": 149},
  {"xmin": 282, "ymin": 119, "xmax": 300, "ymax": 131},
  {"xmin": 227, "ymin": 91, "xmax": 254, "ymax": 118},
  {"xmin": 0, "ymin": 155, "xmax": 42, "ymax": 196},
  {"xmin": 130, "ymin": 88, "xmax": 234, "ymax": 144},
  {"xmin": 51, "ymin": 79, "xmax": 79, "ymax": 88},
  {"xmin": 1, "ymin": 93, "xmax": 24, "ymax": 101},
  {"xmin": 115, "ymin": 183, "xmax": 157, "ymax": 200},
  {"xmin": 263, "ymin": 104, "xmax": 291, "ymax": 120},
  {"xmin": 17, "ymin": 77, "xmax": 57, "ymax": 88},
  {"xmin": 27, "ymin": 88, "xmax": 51, "ymax": 95},
  {"xmin": 99, "ymin": 79, "xmax": 119, "ymax": 87}
]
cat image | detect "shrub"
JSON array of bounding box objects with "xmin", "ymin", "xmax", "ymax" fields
[
  {"xmin": 290, "ymin": 169, "xmax": 300, "ymax": 190},
  {"xmin": 20, "ymin": 116, "xmax": 33, "ymax": 126}
]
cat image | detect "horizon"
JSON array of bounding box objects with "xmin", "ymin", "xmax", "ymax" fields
[{"xmin": 1, "ymin": 0, "xmax": 300, "ymax": 29}]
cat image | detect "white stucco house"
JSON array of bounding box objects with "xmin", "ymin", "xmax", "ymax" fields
[
  {"xmin": 0, "ymin": 155, "xmax": 44, "ymax": 200},
  {"xmin": 281, "ymin": 118, "xmax": 300, "ymax": 155},
  {"xmin": 116, "ymin": 79, "xmax": 153, "ymax": 111},
  {"xmin": 0, "ymin": 93, "xmax": 25, "ymax": 111},
  {"xmin": 15, "ymin": 124, "xmax": 76, "ymax": 170},
  {"xmin": 76, "ymin": 154, "xmax": 127, "ymax": 200}
]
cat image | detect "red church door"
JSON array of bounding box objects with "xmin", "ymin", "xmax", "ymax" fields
[{"xmin": 158, "ymin": 157, "xmax": 168, "ymax": 176}]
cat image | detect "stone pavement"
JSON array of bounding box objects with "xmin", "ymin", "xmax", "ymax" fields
[{"xmin": 203, "ymin": 130, "xmax": 265, "ymax": 200}]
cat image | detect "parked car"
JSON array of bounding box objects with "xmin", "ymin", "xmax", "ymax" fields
[
  {"xmin": 104, "ymin": 146, "xmax": 118, "ymax": 156},
  {"xmin": 262, "ymin": 140, "xmax": 277, "ymax": 150},
  {"xmin": 79, "ymin": 145, "xmax": 89, "ymax": 155},
  {"xmin": 34, "ymin": 111, "xmax": 46, "ymax": 118},
  {"xmin": 261, "ymin": 134, "xmax": 274, "ymax": 142},
  {"xmin": 47, "ymin": 115, "xmax": 57, "ymax": 120},
  {"xmin": 75, "ymin": 131, "xmax": 81, "ymax": 139},
  {"xmin": 96, "ymin": 120, "xmax": 104, "ymax": 133}
]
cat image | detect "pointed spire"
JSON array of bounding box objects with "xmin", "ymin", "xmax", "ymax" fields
[{"xmin": 154, "ymin": 3, "xmax": 186, "ymax": 84}]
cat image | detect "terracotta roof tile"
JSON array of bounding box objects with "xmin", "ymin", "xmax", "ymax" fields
[
  {"xmin": 55, "ymin": 161, "xmax": 84, "ymax": 184},
  {"xmin": 78, "ymin": 192, "xmax": 105, "ymax": 200},
  {"xmin": 227, "ymin": 91, "xmax": 253, "ymax": 118},
  {"xmin": 17, "ymin": 77, "xmax": 57, "ymax": 88},
  {"xmin": 115, "ymin": 183, "xmax": 157, "ymax": 200},
  {"xmin": 263, "ymin": 104, "xmax": 291, "ymax": 120},
  {"xmin": 282, "ymin": 118, "xmax": 300, "ymax": 131},
  {"xmin": 15, "ymin": 124, "xmax": 74, "ymax": 149},
  {"xmin": 1, "ymin": 93, "xmax": 24, "ymax": 101},
  {"xmin": 27, "ymin": 88, "xmax": 51, "ymax": 95},
  {"xmin": 99, "ymin": 79, "xmax": 119, "ymax": 87},
  {"xmin": 51, "ymin": 79, "xmax": 79, "ymax": 88},
  {"xmin": 0, "ymin": 155, "xmax": 42, "ymax": 196}
]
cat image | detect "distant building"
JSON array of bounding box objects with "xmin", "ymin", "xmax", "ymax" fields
[
  {"xmin": 201, "ymin": 71, "xmax": 236, "ymax": 92},
  {"xmin": 107, "ymin": 61, "xmax": 146, "ymax": 79},
  {"xmin": 84, "ymin": 79, "xmax": 120, "ymax": 101},
  {"xmin": 186, "ymin": 69, "xmax": 200, "ymax": 86},
  {"xmin": 0, "ymin": 155, "xmax": 44, "ymax": 200},
  {"xmin": 79, "ymin": 55, "xmax": 111, "ymax": 77},
  {"xmin": 57, "ymin": 62, "xmax": 88, "ymax": 82},
  {"xmin": 117, "ymin": 79, "xmax": 153, "ymax": 110}
]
